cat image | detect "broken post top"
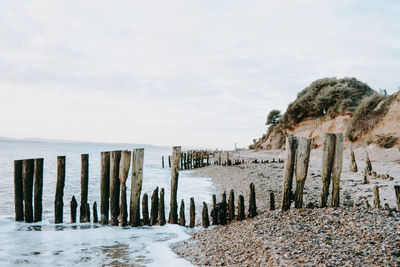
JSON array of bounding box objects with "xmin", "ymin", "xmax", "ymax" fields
[{"xmin": 119, "ymin": 150, "xmax": 132, "ymax": 184}]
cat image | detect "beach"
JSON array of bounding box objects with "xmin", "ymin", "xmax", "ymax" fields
[{"xmin": 171, "ymin": 146, "xmax": 400, "ymax": 266}]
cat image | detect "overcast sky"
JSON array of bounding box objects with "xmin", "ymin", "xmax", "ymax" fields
[{"xmin": 0, "ymin": 0, "xmax": 399, "ymax": 149}]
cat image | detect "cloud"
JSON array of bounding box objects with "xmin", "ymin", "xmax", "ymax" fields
[{"xmin": 0, "ymin": 0, "xmax": 399, "ymax": 148}]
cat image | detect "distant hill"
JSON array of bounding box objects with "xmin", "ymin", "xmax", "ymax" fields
[{"xmin": 250, "ymin": 77, "xmax": 399, "ymax": 150}]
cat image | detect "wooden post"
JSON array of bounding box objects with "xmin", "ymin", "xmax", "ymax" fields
[
  {"xmin": 54, "ymin": 156, "xmax": 65, "ymax": 224},
  {"xmin": 237, "ymin": 195, "xmax": 245, "ymax": 221},
  {"xmin": 331, "ymin": 133, "xmax": 343, "ymax": 208},
  {"xmin": 179, "ymin": 199, "xmax": 186, "ymax": 226},
  {"xmin": 281, "ymin": 136, "xmax": 297, "ymax": 211},
  {"xmin": 320, "ymin": 133, "xmax": 336, "ymax": 208},
  {"xmin": 22, "ymin": 159, "xmax": 34, "ymax": 223},
  {"xmin": 350, "ymin": 143, "xmax": 357, "ymax": 172},
  {"xmin": 219, "ymin": 192, "xmax": 227, "ymax": 225},
  {"xmin": 226, "ymin": 151, "xmax": 230, "ymax": 166},
  {"xmin": 100, "ymin": 152, "xmax": 110, "ymax": 225},
  {"xmin": 130, "ymin": 148, "xmax": 144, "ymax": 227},
  {"xmin": 158, "ymin": 188, "xmax": 166, "ymax": 226},
  {"xmin": 110, "ymin": 150, "xmax": 122, "ymax": 226},
  {"xmin": 206, "ymin": 152, "xmax": 209, "ymax": 166},
  {"xmin": 168, "ymin": 155, "xmax": 171, "ymax": 168},
  {"xmin": 190, "ymin": 197, "xmax": 195, "ymax": 228},
  {"xmin": 168, "ymin": 146, "xmax": 181, "ymax": 224},
  {"xmin": 119, "ymin": 150, "xmax": 131, "ymax": 227},
  {"xmin": 70, "ymin": 195, "xmax": 77, "ymax": 223},
  {"xmin": 211, "ymin": 194, "xmax": 217, "ymax": 225},
  {"xmin": 162, "ymin": 156, "xmax": 164, "ymax": 168},
  {"xmin": 374, "ymin": 186, "xmax": 381, "ymax": 209},
  {"xmin": 33, "ymin": 158, "xmax": 44, "ymax": 222},
  {"xmin": 93, "ymin": 202, "xmax": 98, "ymax": 223},
  {"xmin": 14, "ymin": 160, "xmax": 24, "ymax": 221},
  {"xmin": 142, "ymin": 193, "xmax": 149, "ymax": 225},
  {"xmin": 202, "ymin": 202, "xmax": 210, "ymax": 228},
  {"xmin": 80, "ymin": 154, "xmax": 89, "ymax": 223},
  {"xmin": 84, "ymin": 203, "xmax": 90, "ymax": 223},
  {"xmin": 395, "ymin": 185, "xmax": 400, "ymax": 211},
  {"xmin": 218, "ymin": 151, "xmax": 222, "ymax": 165},
  {"xmin": 150, "ymin": 187, "xmax": 159, "ymax": 226},
  {"xmin": 294, "ymin": 137, "xmax": 312, "ymax": 209},
  {"xmin": 228, "ymin": 189, "xmax": 234, "ymax": 221},
  {"xmin": 365, "ymin": 151, "xmax": 372, "ymax": 175},
  {"xmin": 269, "ymin": 192, "xmax": 275, "ymax": 211},
  {"xmin": 248, "ymin": 183, "xmax": 257, "ymax": 217}
]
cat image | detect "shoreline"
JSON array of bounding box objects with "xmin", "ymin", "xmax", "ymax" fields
[{"xmin": 171, "ymin": 147, "xmax": 400, "ymax": 266}]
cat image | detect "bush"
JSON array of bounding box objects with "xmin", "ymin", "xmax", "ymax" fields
[
  {"xmin": 279, "ymin": 77, "xmax": 374, "ymax": 129},
  {"xmin": 375, "ymin": 134, "xmax": 398, "ymax": 148},
  {"xmin": 266, "ymin": 110, "xmax": 281, "ymax": 125},
  {"xmin": 346, "ymin": 93, "xmax": 396, "ymax": 141}
]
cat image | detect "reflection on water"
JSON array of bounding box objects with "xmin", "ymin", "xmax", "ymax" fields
[{"xmin": 0, "ymin": 140, "xmax": 213, "ymax": 266}]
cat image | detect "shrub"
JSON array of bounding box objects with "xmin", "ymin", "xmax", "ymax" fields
[
  {"xmin": 266, "ymin": 110, "xmax": 281, "ymax": 125},
  {"xmin": 375, "ymin": 134, "xmax": 398, "ymax": 148},
  {"xmin": 346, "ymin": 93, "xmax": 396, "ymax": 141},
  {"xmin": 279, "ymin": 77, "xmax": 374, "ymax": 129}
]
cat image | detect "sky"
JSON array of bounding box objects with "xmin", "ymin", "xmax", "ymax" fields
[{"xmin": 0, "ymin": 0, "xmax": 399, "ymax": 149}]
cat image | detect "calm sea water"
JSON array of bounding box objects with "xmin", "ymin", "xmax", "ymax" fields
[{"xmin": 0, "ymin": 140, "xmax": 213, "ymax": 266}]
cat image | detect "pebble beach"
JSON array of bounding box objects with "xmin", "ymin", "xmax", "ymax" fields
[{"xmin": 171, "ymin": 147, "xmax": 400, "ymax": 266}]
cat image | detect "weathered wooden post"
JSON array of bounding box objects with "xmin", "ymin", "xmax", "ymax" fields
[
  {"xmin": 269, "ymin": 192, "xmax": 275, "ymax": 211},
  {"xmin": 142, "ymin": 193, "xmax": 149, "ymax": 225},
  {"xmin": 119, "ymin": 150, "xmax": 131, "ymax": 227},
  {"xmin": 168, "ymin": 155, "xmax": 171, "ymax": 168},
  {"xmin": 190, "ymin": 197, "xmax": 195, "ymax": 228},
  {"xmin": 331, "ymin": 133, "xmax": 343, "ymax": 208},
  {"xmin": 93, "ymin": 202, "xmax": 98, "ymax": 223},
  {"xmin": 54, "ymin": 156, "xmax": 65, "ymax": 224},
  {"xmin": 281, "ymin": 136, "xmax": 297, "ymax": 211},
  {"xmin": 350, "ymin": 143, "xmax": 357, "ymax": 172},
  {"xmin": 168, "ymin": 146, "xmax": 181, "ymax": 224},
  {"xmin": 374, "ymin": 186, "xmax": 381, "ymax": 209},
  {"xmin": 226, "ymin": 151, "xmax": 230, "ymax": 166},
  {"xmin": 130, "ymin": 148, "xmax": 143, "ymax": 227},
  {"xmin": 320, "ymin": 133, "xmax": 336, "ymax": 208},
  {"xmin": 100, "ymin": 151, "xmax": 110, "ymax": 225},
  {"xmin": 22, "ymin": 159, "xmax": 34, "ymax": 223},
  {"xmin": 180, "ymin": 153, "xmax": 184, "ymax": 170},
  {"xmin": 365, "ymin": 151, "xmax": 372, "ymax": 175},
  {"xmin": 80, "ymin": 154, "xmax": 89, "ymax": 223},
  {"xmin": 206, "ymin": 152, "xmax": 209, "ymax": 166},
  {"xmin": 14, "ymin": 160, "xmax": 24, "ymax": 221},
  {"xmin": 33, "ymin": 158, "xmax": 44, "ymax": 222},
  {"xmin": 70, "ymin": 195, "xmax": 77, "ymax": 223},
  {"xmin": 228, "ymin": 189, "xmax": 235, "ymax": 221},
  {"xmin": 150, "ymin": 187, "xmax": 159, "ymax": 226},
  {"xmin": 159, "ymin": 188, "xmax": 166, "ymax": 226},
  {"xmin": 202, "ymin": 202, "xmax": 210, "ymax": 228},
  {"xmin": 218, "ymin": 151, "xmax": 222, "ymax": 165},
  {"xmin": 84, "ymin": 203, "xmax": 90, "ymax": 223},
  {"xmin": 294, "ymin": 137, "xmax": 311, "ymax": 208},
  {"xmin": 211, "ymin": 194, "xmax": 217, "ymax": 225},
  {"xmin": 162, "ymin": 156, "xmax": 164, "ymax": 168},
  {"xmin": 249, "ymin": 183, "xmax": 257, "ymax": 217},
  {"xmin": 237, "ymin": 195, "xmax": 245, "ymax": 221},
  {"xmin": 179, "ymin": 199, "xmax": 186, "ymax": 226},
  {"xmin": 395, "ymin": 185, "xmax": 400, "ymax": 211},
  {"xmin": 110, "ymin": 150, "xmax": 122, "ymax": 226}
]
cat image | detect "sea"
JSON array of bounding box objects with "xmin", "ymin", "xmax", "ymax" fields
[{"xmin": 0, "ymin": 139, "xmax": 213, "ymax": 266}]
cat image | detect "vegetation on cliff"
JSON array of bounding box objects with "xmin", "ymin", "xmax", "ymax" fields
[
  {"xmin": 250, "ymin": 77, "xmax": 398, "ymax": 150},
  {"xmin": 279, "ymin": 77, "xmax": 374, "ymax": 129}
]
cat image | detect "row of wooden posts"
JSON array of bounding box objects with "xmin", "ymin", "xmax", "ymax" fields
[
  {"xmin": 14, "ymin": 146, "xmax": 260, "ymax": 227},
  {"xmin": 162, "ymin": 150, "xmax": 284, "ymax": 170}
]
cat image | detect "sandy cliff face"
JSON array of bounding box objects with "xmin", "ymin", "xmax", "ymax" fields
[
  {"xmin": 367, "ymin": 92, "xmax": 400, "ymax": 141},
  {"xmin": 253, "ymin": 92, "xmax": 400, "ymax": 150},
  {"xmin": 286, "ymin": 113, "xmax": 352, "ymax": 147}
]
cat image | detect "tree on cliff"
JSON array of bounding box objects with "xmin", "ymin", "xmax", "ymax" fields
[{"xmin": 266, "ymin": 110, "xmax": 281, "ymax": 125}]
